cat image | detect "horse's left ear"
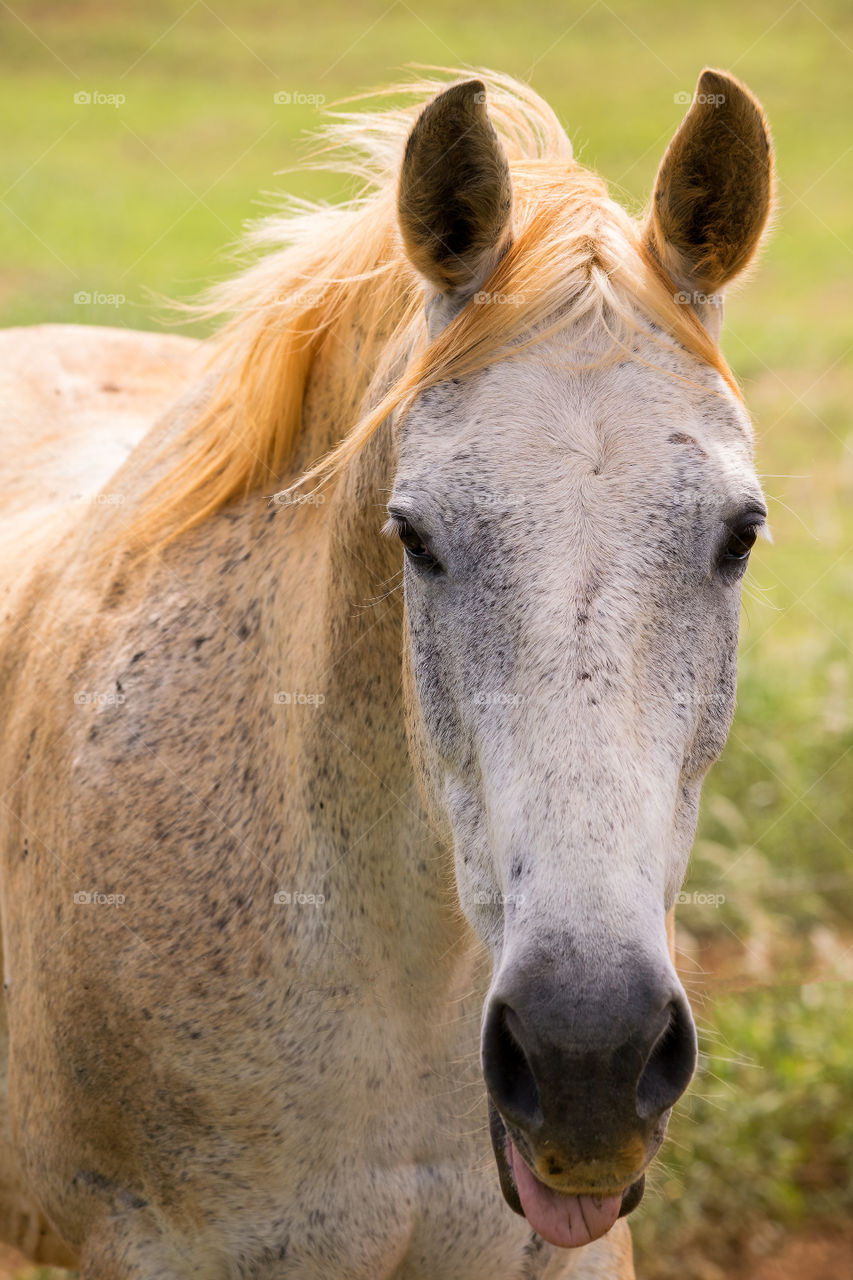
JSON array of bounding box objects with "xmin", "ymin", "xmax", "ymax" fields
[
  {"xmin": 644, "ymin": 69, "xmax": 773, "ymax": 330},
  {"xmin": 398, "ymin": 79, "xmax": 513, "ymax": 333}
]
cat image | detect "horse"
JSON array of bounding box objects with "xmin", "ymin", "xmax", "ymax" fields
[{"xmin": 0, "ymin": 66, "xmax": 773, "ymax": 1278}]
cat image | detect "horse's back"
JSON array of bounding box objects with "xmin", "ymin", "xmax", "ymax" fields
[{"xmin": 0, "ymin": 323, "xmax": 199, "ymax": 574}]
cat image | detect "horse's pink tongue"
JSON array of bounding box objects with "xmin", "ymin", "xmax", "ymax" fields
[{"xmin": 508, "ymin": 1141, "xmax": 622, "ymax": 1249}]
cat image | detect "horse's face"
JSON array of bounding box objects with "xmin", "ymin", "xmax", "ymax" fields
[
  {"xmin": 392, "ymin": 326, "xmax": 763, "ymax": 1235},
  {"xmin": 394, "ymin": 336, "xmax": 762, "ymax": 937},
  {"xmin": 392, "ymin": 75, "xmax": 772, "ymax": 1248}
]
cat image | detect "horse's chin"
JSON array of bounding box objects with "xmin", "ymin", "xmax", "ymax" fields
[{"xmin": 487, "ymin": 1099, "xmax": 646, "ymax": 1246}]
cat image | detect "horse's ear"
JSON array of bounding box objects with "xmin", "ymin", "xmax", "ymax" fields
[
  {"xmin": 398, "ymin": 80, "xmax": 513, "ymax": 326},
  {"xmin": 644, "ymin": 69, "xmax": 773, "ymax": 320}
]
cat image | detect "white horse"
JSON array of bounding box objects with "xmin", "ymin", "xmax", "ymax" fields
[{"xmin": 0, "ymin": 67, "xmax": 772, "ymax": 1278}]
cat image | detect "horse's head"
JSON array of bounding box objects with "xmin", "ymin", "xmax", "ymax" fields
[{"xmin": 390, "ymin": 73, "xmax": 772, "ymax": 1247}]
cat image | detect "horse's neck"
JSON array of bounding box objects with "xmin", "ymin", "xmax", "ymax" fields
[{"xmin": 250, "ymin": 347, "xmax": 480, "ymax": 999}]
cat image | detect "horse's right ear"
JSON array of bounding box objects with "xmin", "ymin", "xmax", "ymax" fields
[{"xmin": 398, "ymin": 80, "xmax": 513, "ymax": 330}]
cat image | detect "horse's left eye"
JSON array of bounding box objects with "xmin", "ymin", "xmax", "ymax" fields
[
  {"xmin": 720, "ymin": 520, "xmax": 761, "ymax": 567},
  {"xmin": 387, "ymin": 515, "xmax": 441, "ymax": 572}
]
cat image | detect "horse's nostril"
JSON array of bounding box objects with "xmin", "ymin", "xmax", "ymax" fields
[
  {"xmin": 635, "ymin": 995, "xmax": 697, "ymax": 1119},
  {"xmin": 482, "ymin": 1000, "xmax": 542, "ymax": 1129}
]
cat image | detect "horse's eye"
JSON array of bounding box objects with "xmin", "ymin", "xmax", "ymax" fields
[
  {"xmin": 720, "ymin": 520, "xmax": 761, "ymax": 568},
  {"xmin": 389, "ymin": 516, "xmax": 441, "ymax": 572}
]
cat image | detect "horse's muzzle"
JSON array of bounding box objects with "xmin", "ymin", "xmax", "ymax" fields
[{"xmin": 481, "ymin": 954, "xmax": 696, "ymax": 1247}]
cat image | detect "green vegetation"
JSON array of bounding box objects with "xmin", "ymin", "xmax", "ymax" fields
[
  {"xmin": 1, "ymin": 1, "xmax": 851, "ymax": 1275},
  {"xmin": 635, "ymin": 980, "xmax": 853, "ymax": 1277}
]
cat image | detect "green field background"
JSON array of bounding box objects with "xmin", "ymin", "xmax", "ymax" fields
[{"xmin": 1, "ymin": 2, "xmax": 852, "ymax": 1277}]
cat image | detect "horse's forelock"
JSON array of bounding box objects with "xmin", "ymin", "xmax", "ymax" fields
[{"xmin": 117, "ymin": 69, "xmax": 739, "ymax": 555}]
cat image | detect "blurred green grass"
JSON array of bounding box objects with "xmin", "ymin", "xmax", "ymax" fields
[
  {"xmin": 1, "ymin": 1, "xmax": 852, "ymax": 1276},
  {"xmin": 634, "ymin": 980, "xmax": 853, "ymax": 1278}
]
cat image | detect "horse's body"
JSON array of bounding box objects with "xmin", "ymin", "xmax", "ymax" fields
[
  {"xmin": 0, "ymin": 69, "xmax": 772, "ymax": 1279},
  {"xmin": 0, "ymin": 322, "xmax": 632, "ymax": 1279}
]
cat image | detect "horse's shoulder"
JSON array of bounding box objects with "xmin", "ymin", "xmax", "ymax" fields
[{"xmin": 0, "ymin": 324, "xmax": 202, "ymax": 718}]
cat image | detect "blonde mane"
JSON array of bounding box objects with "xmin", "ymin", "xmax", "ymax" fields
[{"xmin": 124, "ymin": 68, "xmax": 740, "ymax": 551}]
